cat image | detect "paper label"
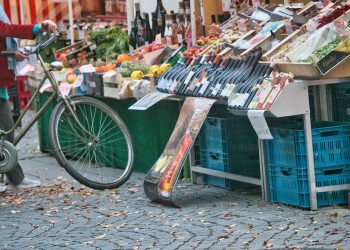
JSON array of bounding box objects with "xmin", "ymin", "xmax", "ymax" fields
[
  {"xmin": 29, "ymin": 54, "xmax": 38, "ymax": 66},
  {"xmin": 78, "ymin": 30, "xmax": 85, "ymax": 40},
  {"xmin": 247, "ymin": 110, "xmax": 273, "ymax": 140},
  {"xmin": 211, "ymin": 83, "xmax": 222, "ymax": 96},
  {"xmin": 129, "ymin": 92, "xmax": 175, "ymax": 110},
  {"xmin": 306, "ymin": 20, "xmax": 317, "ymax": 34},
  {"xmin": 252, "ymin": 0, "xmax": 260, "ymax": 9},
  {"xmin": 73, "ymin": 74, "xmax": 84, "ymax": 88},
  {"xmin": 39, "ymin": 80, "xmax": 52, "ymax": 93},
  {"xmin": 184, "ymin": 71, "xmax": 195, "ymax": 85},
  {"xmin": 198, "ymin": 78, "xmax": 210, "ymax": 95},
  {"xmin": 155, "ymin": 34, "xmax": 162, "ymax": 45},
  {"xmin": 177, "ymin": 34, "xmax": 183, "ymax": 44},
  {"xmin": 89, "ymin": 81, "xmax": 96, "ymax": 88},
  {"xmin": 59, "ymin": 82, "xmax": 72, "ymax": 96},
  {"xmin": 79, "ymin": 64, "xmax": 96, "ymax": 73},
  {"xmin": 103, "ymin": 70, "xmax": 117, "ymax": 78},
  {"xmin": 237, "ymin": 19, "xmax": 248, "ymax": 33},
  {"xmin": 221, "ymin": 83, "xmax": 235, "ymax": 97}
]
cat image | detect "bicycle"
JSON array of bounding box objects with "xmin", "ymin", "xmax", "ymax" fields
[{"xmin": 0, "ymin": 33, "xmax": 134, "ymax": 190}]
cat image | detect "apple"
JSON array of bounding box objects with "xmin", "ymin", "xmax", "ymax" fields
[{"xmin": 59, "ymin": 53, "xmax": 67, "ymax": 61}]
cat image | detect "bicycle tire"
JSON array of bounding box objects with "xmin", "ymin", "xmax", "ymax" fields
[{"xmin": 49, "ymin": 96, "xmax": 134, "ymax": 190}]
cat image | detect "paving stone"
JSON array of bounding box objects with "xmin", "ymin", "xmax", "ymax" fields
[{"xmin": 1, "ymin": 111, "xmax": 350, "ymax": 249}]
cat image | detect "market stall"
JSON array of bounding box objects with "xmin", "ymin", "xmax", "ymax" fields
[{"xmin": 23, "ymin": 0, "xmax": 350, "ymax": 210}]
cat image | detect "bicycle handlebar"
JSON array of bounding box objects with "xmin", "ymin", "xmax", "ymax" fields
[{"xmin": 24, "ymin": 32, "xmax": 59, "ymax": 55}]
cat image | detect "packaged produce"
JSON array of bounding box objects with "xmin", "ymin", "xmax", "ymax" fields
[{"xmin": 287, "ymin": 23, "xmax": 338, "ymax": 62}]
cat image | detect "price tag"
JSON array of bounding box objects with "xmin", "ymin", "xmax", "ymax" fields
[
  {"xmin": 155, "ymin": 34, "xmax": 162, "ymax": 45},
  {"xmin": 252, "ymin": 0, "xmax": 260, "ymax": 10},
  {"xmin": 79, "ymin": 64, "xmax": 96, "ymax": 73},
  {"xmin": 211, "ymin": 83, "xmax": 221, "ymax": 96},
  {"xmin": 184, "ymin": 71, "xmax": 195, "ymax": 85},
  {"xmin": 221, "ymin": 83, "xmax": 235, "ymax": 98},
  {"xmin": 73, "ymin": 74, "xmax": 84, "ymax": 88},
  {"xmin": 177, "ymin": 34, "xmax": 183, "ymax": 44},
  {"xmin": 237, "ymin": 19, "xmax": 247, "ymax": 33},
  {"xmin": 39, "ymin": 80, "xmax": 52, "ymax": 93},
  {"xmin": 78, "ymin": 30, "xmax": 85, "ymax": 40},
  {"xmin": 306, "ymin": 20, "xmax": 317, "ymax": 34},
  {"xmin": 333, "ymin": 17, "xmax": 346, "ymax": 35},
  {"xmin": 67, "ymin": 28, "xmax": 72, "ymax": 40},
  {"xmin": 247, "ymin": 110, "xmax": 273, "ymax": 140},
  {"xmin": 59, "ymin": 82, "xmax": 72, "ymax": 96},
  {"xmin": 29, "ymin": 54, "xmax": 38, "ymax": 66},
  {"xmin": 254, "ymin": 22, "xmax": 262, "ymax": 33},
  {"xmin": 198, "ymin": 78, "xmax": 210, "ymax": 95},
  {"xmin": 284, "ymin": 19, "xmax": 293, "ymax": 35},
  {"xmin": 129, "ymin": 92, "xmax": 174, "ymax": 110},
  {"xmin": 103, "ymin": 70, "xmax": 117, "ymax": 78}
]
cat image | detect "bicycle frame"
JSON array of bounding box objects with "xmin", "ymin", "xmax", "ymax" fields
[{"xmin": 3, "ymin": 51, "xmax": 95, "ymax": 147}]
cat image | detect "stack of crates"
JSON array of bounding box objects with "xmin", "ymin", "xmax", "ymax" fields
[
  {"xmin": 16, "ymin": 76, "xmax": 32, "ymax": 109},
  {"xmin": 266, "ymin": 121, "xmax": 350, "ymax": 208},
  {"xmin": 199, "ymin": 111, "xmax": 260, "ymax": 190}
]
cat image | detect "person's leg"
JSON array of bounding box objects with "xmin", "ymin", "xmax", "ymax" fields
[{"xmin": 0, "ymin": 98, "xmax": 25, "ymax": 185}]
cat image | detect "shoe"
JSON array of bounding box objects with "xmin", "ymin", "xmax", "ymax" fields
[
  {"xmin": 0, "ymin": 184, "xmax": 7, "ymax": 193},
  {"xmin": 8, "ymin": 177, "xmax": 41, "ymax": 189}
]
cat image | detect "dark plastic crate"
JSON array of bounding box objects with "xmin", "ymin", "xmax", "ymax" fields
[
  {"xmin": 267, "ymin": 121, "xmax": 350, "ymax": 208},
  {"xmin": 84, "ymin": 73, "xmax": 104, "ymax": 97},
  {"xmin": 335, "ymin": 83, "xmax": 350, "ymax": 122}
]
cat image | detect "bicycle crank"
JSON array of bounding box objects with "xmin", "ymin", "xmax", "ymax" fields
[{"xmin": 0, "ymin": 141, "xmax": 18, "ymax": 174}]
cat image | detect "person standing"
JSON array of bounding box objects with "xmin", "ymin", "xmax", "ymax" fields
[{"xmin": 0, "ymin": 5, "xmax": 57, "ymax": 193}]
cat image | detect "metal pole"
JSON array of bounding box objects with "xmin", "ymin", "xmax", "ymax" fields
[
  {"xmin": 304, "ymin": 112, "xmax": 317, "ymax": 210},
  {"xmin": 126, "ymin": 0, "xmax": 134, "ymax": 34},
  {"xmin": 68, "ymin": 0, "xmax": 74, "ymax": 45},
  {"xmin": 190, "ymin": 0, "xmax": 196, "ymax": 46},
  {"xmin": 19, "ymin": 0, "xmax": 25, "ymax": 24}
]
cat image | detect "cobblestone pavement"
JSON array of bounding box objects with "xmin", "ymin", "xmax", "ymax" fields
[{"xmin": 1, "ymin": 112, "xmax": 350, "ymax": 250}]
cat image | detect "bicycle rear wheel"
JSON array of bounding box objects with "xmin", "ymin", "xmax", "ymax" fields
[{"xmin": 49, "ymin": 96, "xmax": 134, "ymax": 190}]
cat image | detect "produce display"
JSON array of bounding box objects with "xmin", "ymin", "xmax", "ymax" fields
[
  {"xmin": 334, "ymin": 37, "xmax": 350, "ymax": 52},
  {"xmin": 30, "ymin": 0, "xmax": 350, "ymax": 103},
  {"xmin": 302, "ymin": 37, "xmax": 345, "ymax": 62},
  {"xmin": 316, "ymin": 4, "xmax": 350, "ymax": 29},
  {"xmin": 88, "ymin": 26, "xmax": 129, "ymax": 59}
]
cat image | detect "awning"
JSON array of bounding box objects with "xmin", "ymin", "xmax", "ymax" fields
[{"xmin": 0, "ymin": 0, "xmax": 81, "ymax": 24}]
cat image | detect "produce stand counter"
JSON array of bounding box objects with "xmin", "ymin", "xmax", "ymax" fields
[
  {"xmin": 189, "ymin": 77, "xmax": 350, "ymax": 210},
  {"xmin": 29, "ymin": 81, "xmax": 180, "ymax": 174}
]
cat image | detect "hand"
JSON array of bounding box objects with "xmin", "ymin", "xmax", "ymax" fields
[
  {"xmin": 15, "ymin": 51, "xmax": 28, "ymax": 62},
  {"xmin": 40, "ymin": 20, "xmax": 57, "ymax": 33}
]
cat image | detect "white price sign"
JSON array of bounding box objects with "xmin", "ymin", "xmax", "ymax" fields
[{"xmin": 247, "ymin": 110, "xmax": 273, "ymax": 140}]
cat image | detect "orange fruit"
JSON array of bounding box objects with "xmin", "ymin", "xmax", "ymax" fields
[{"xmin": 116, "ymin": 54, "xmax": 131, "ymax": 64}]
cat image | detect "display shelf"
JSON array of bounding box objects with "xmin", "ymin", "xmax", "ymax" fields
[{"xmin": 228, "ymin": 81, "xmax": 309, "ymax": 118}]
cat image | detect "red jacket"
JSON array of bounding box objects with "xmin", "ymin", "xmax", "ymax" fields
[{"xmin": 0, "ymin": 21, "xmax": 35, "ymax": 87}]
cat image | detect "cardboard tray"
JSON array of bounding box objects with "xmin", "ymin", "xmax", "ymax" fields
[{"xmin": 273, "ymin": 51, "xmax": 350, "ymax": 79}]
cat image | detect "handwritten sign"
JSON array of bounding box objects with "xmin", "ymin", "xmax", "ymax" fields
[
  {"xmin": 247, "ymin": 110, "xmax": 273, "ymax": 140},
  {"xmin": 316, "ymin": 50, "xmax": 350, "ymax": 75}
]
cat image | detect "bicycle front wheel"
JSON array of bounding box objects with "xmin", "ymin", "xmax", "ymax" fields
[{"xmin": 49, "ymin": 96, "xmax": 134, "ymax": 190}]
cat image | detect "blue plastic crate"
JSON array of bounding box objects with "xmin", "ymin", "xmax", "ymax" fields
[
  {"xmin": 200, "ymin": 116, "xmax": 257, "ymax": 153},
  {"xmin": 201, "ymin": 150, "xmax": 229, "ymax": 172},
  {"xmin": 201, "ymin": 150, "xmax": 231, "ymax": 189},
  {"xmin": 202, "ymin": 175, "xmax": 231, "ymax": 189},
  {"xmin": 269, "ymin": 164, "xmax": 350, "ymax": 208},
  {"xmin": 267, "ymin": 122, "xmax": 350, "ymax": 168},
  {"xmin": 267, "ymin": 121, "xmax": 350, "ymax": 208}
]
